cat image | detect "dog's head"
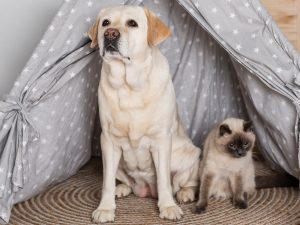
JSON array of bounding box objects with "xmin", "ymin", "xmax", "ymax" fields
[{"xmin": 88, "ymin": 6, "xmax": 171, "ymax": 63}]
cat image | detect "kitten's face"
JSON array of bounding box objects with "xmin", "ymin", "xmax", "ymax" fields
[{"xmin": 217, "ymin": 119, "xmax": 255, "ymax": 158}]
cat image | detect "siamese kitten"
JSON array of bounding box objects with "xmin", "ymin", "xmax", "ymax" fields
[{"xmin": 195, "ymin": 118, "xmax": 256, "ymax": 213}]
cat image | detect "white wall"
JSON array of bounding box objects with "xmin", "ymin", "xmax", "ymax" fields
[{"xmin": 0, "ymin": 0, "xmax": 63, "ymax": 97}]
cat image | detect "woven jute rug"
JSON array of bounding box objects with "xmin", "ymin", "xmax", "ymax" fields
[{"xmin": 9, "ymin": 158, "xmax": 300, "ymax": 225}]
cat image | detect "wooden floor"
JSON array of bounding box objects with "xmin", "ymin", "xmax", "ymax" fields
[{"xmin": 262, "ymin": 0, "xmax": 300, "ymax": 52}]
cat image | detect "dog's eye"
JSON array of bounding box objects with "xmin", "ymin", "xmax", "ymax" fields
[
  {"xmin": 127, "ymin": 19, "xmax": 138, "ymax": 27},
  {"xmin": 102, "ymin": 19, "xmax": 110, "ymax": 27}
]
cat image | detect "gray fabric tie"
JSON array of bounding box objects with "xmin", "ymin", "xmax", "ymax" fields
[{"xmin": 0, "ymin": 96, "xmax": 39, "ymax": 197}]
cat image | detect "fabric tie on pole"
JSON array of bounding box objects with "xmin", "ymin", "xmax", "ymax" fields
[{"xmin": 0, "ymin": 96, "xmax": 39, "ymax": 198}]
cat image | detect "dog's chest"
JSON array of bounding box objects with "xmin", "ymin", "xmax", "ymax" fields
[{"xmin": 119, "ymin": 137, "xmax": 156, "ymax": 181}]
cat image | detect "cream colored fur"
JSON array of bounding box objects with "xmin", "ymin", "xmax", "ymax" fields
[
  {"xmin": 199, "ymin": 118, "xmax": 255, "ymax": 200},
  {"xmin": 88, "ymin": 6, "xmax": 201, "ymax": 223}
]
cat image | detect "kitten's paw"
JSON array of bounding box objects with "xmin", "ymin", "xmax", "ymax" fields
[
  {"xmin": 115, "ymin": 184, "xmax": 132, "ymax": 198},
  {"xmin": 193, "ymin": 204, "xmax": 207, "ymax": 214},
  {"xmin": 176, "ymin": 187, "xmax": 195, "ymax": 204},
  {"xmin": 159, "ymin": 205, "xmax": 183, "ymax": 221},
  {"xmin": 233, "ymin": 199, "xmax": 248, "ymax": 209},
  {"xmin": 92, "ymin": 208, "xmax": 115, "ymax": 223}
]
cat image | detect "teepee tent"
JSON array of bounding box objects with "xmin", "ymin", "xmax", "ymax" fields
[{"xmin": 0, "ymin": 0, "xmax": 300, "ymax": 223}]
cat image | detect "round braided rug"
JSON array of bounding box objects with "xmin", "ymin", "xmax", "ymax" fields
[{"xmin": 10, "ymin": 158, "xmax": 300, "ymax": 225}]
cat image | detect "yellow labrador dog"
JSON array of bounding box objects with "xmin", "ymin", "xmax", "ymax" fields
[{"xmin": 88, "ymin": 6, "xmax": 201, "ymax": 223}]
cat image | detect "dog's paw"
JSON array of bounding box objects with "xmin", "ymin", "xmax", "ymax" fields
[
  {"xmin": 176, "ymin": 187, "xmax": 195, "ymax": 204},
  {"xmin": 115, "ymin": 184, "xmax": 132, "ymax": 198},
  {"xmin": 92, "ymin": 208, "xmax": 115, "ymax": 223},
  {"xmin": 159, "ymin": 205, "xmax": 183, "ymax": 221}
]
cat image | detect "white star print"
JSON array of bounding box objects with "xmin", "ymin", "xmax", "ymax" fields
[
  {"xmin": 87, "ymin": 1, "xmax": 93, "ymax": 7},
  {"xmin": 276, "ymin": 68, "xmax": 282, "ymax": 73},
  {"xmin": 211, "ymin": 7, "xmax": 218, "ymax": 13},
  {"xmin": 70, "ymin": 72, "xmax": 75, "ymax": 78},
  {"xmin": 0, "ymin": 185, "xmax": 4, "ymax": 191},
  {"xmin": 32, "ymin": 53, "xmax": 38, "ymax": 59},
  {"xmin": 66, "ymin": 39, "xmax": 71, "ymax": 45},
  {"xmin": 233, "ymin": 29, "xmax": 239, "ymax": 35},
  {"xmin": 70, "ymin": 8, "xmax": 76, "ymax": 13},
  {"xmin": 248, "ymin": 18, "xmax": 253, "ymax": 24},
  {"xmin": 0, "ymin": 168, "xmax": 3, "ymax": 173},
  {"xmin": 86, "ymin": 17, "xmax": 91, "ymax": 23},
  {"xmin": 44, "ymin": 62, "xmax": 50, "ymax": 67},
  {"xmin": 41, "ymin": 39, "xmax": 47, "ymax": 45},
  {"xmin": 32, "ymin": 87, "xmax": 37, "ymax": 92},
  {"xmin": 236, "ymin": 44, "xmax": 242, "ymax": 51},
  {"xmin": 68, "ymin": 24, "xmax": 73, "ymax": 30},
  {"xmin": 214, "ymin": 24, "xmax": 220, "ymax": 30},
  {"xmin": 245, "ymin": 2, "xmax": 250, "ymax": 7},
  {"xmin": 229, "ymin": 13, "xmax": 235, "ymax": 18},
  {"xmin": 254, "ymin": 48, "xmax": 259, "ymax": 53},
  {"xmin": 49, "ymin": 25, "xmax": 55, "ymax": 31},
  {"xmin": 268, "ymin": 39, "xmax": 274, "ymax": 44},
  {"xmin": 54, "ymin": 95, "xmax": 60, "ymax": 100},
  {"xmin": 51, "ymin": 110, "xmax": 56, "ymax": 115},
  {"xmin": 175, "ymin": 48, "xmax": 180, "ymax": 53},
  {"xmin": 257, "ymin": 7, "xmax": 262, "ymax": 11},
  {"xmin": 272, "ymin": 54, "xmax": 277, "ymax": 59},
  {"xmin": 251, "ymin": 33, "xmax": 256, "ymax": 38},
  {"xmin": 49, "ymin": 48, "xmax": 54, "ymax": 52},
  {"xmin": 46, "ymin": 125, "xmax": 52, "ymax": 130},
  {"xmin": 58, "ymin": 11, "xmax": 63, "ymax": 17}
]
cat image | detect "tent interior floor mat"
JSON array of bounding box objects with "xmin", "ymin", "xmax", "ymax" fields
[{"xmin": 10, "ymin": 157, "xmax": 300, "ymax": 225}]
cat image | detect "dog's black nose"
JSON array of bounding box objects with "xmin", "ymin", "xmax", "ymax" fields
[{"xmin": 104, "ymin": 28, "xmax": 120, "ymax": 41}]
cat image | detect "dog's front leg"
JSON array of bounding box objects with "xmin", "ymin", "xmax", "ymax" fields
[
  {"xmin": 92, "ymin": 132, "xmax": 121, "ymax": 223},
  {"xmin": 151, "ymin": 136, "xmax": 183, "ymax": 220}
]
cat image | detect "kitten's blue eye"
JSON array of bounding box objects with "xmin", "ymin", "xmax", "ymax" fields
[
  {"xmin": 243, "ymin": 142, "xmax": 249, "ymax": 147},
  {"xmin": 228, "ymin": 143, "xmax": 234, "ymax": 148}
]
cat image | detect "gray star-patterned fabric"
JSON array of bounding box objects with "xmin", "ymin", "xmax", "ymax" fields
[{"xmin": 0, "ymin": 0, "xmax": 300, "ymax": 223}]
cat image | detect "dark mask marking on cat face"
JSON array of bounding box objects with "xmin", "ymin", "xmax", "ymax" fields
[
  {"xmin": 243, "ymin": 121, "xmax": 253, "ymax": 133},
  {"xmin": 226, "ymin": 134, "xmax": 252, "ymax": 158},
  {"xmin": 219, "ymin": 123, "xmax": 232, "ymax": 136}
]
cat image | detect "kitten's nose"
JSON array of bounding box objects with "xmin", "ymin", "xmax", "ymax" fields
[
  {"xmin": 237, "ymin": 149, "xmax": 245, "ymax": 157},
  {"xmin": 104, "ymin": 28, "xmax": 120, "ymax": 41}
]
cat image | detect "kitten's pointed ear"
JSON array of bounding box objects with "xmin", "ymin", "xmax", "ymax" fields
[
  {"xmin": 219, "ymin": 124, "xmax": 232, "ymax": 136},
  {"xmin": 144, "ymin": 8, "xmax": 171, "ymax": 46},
  {"xmin": 243, "ymin": 121, "xmax": 253, "ymax": 132},
  {"xmin": 88, "ymin": 17, "xmax": 100, "ymax": 48}
]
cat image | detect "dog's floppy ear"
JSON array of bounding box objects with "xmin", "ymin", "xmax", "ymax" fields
[
  {"xmin": 144, "ymin": 8, "xmax": 171, "ymax": 46},
  {"xmin": 88, "ymin": 17, "xmax": 100, "ymax": 48}
]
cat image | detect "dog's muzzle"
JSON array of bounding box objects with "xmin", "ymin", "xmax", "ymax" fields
[{"xmin": 104, "ymin": 28, "xmax": 120, "ymax": 52}]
